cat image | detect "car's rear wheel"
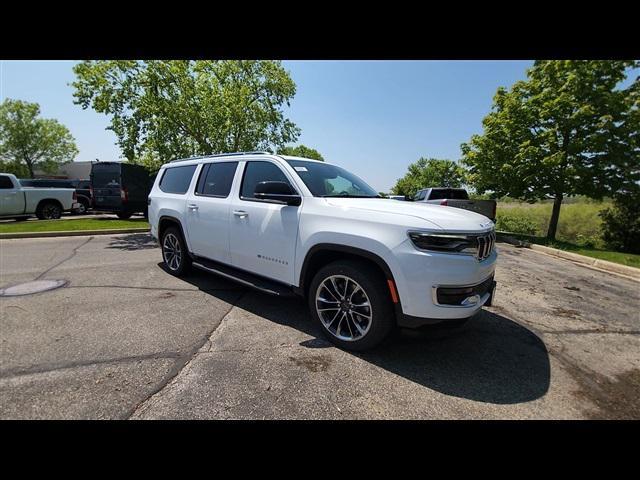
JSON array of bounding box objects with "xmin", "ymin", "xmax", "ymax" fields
[
  {"xmin": 36, "ymin": 201, "xmax": 62, "ymax": 220},
  {"xmin": 308, "ymin": 260, "xmax": 395, "ymax": 351},
  {"xmin": 161, "ymin": 227, "xmax": 191, "ymax": 276}
]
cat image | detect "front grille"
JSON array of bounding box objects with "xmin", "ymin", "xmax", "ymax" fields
[
  {"xmin": 435, "ymin": 276, "xmax": 495, "ymax": 306},
  {"xmin": 475, "ymin": 231, "xmax": 496, "ymax": 260}
]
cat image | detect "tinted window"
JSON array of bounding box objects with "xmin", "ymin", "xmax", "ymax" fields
[
  {"xmin": 241, "ymin": 162, "xmax": 293, "ymax": 199},
  {"xmin": 196, "ymin": 162, "xmax": 238, "ymax": 197},
  {"xmin": 428, "ymin": 189, "xmax": 469, "ymax": 200},
  {"xmin": 159, "ymin": 165, "xmax": 197, "ymax": 194},
  {"xmin": 92, "ymin": 164, "xmax": 121, "ymax": 187},
  {"xmin": 0, "ymin": 175, "xmax": 14, "ymax": 189}
]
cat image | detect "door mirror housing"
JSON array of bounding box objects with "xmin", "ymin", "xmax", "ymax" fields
[{"xmin": 254, "ymin": 181, "xmax": 301, "ymax": 206}]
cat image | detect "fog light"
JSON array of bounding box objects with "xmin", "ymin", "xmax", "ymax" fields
[{"xmin": 461, "ymin": 294, "xmax": 481, "ymax": 306}]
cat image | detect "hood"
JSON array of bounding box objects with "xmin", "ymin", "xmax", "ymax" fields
[{"xmin": 324, "ymin": 198, "xmax": 494, "ymax": 233}]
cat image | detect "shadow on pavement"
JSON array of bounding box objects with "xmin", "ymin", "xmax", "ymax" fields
[
  {"xmin": 165, "ymin": 263, "xmax": 551, "ymax": 405},
  {"xmin": 107, "ymin": 234, "xmax": 158, "ymax": 251}
]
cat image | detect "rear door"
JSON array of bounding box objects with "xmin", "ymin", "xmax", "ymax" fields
[
  {"xmin": 91, "ymin": 163, "xmax": 122, "ymax": 209},
  {"xmin": 185, "ymin": 161, "xmax": 239, "ymax": 264},
  {"xmin": 0, "ymin": 175, "xmax": 25, "ymax": 215}
]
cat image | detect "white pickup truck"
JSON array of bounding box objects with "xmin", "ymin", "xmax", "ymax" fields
[
  {"xmin": 0, "ymin": 173, "xmax": 79, "ymax": 220},
  {"xmin": 148, "ymin": 153, "xmax": 497, "ymax": 351},
  {"xmin": 414, "ymin": 188, "xmax": 497, "ymax": 221}
]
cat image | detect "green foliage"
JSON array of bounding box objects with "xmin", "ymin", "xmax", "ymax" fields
[
  {"xmin": 462, "ymin": 60, "xmax": 640, "ymax": 240},
  {"xmin": 0, "ymin": 99, "xmax": 78, "ymax": 178},
  {"xmin": 278, "ymin": 144, "xmax": 324, "ymax": 161},
  {"xmin": 72, "ymin": 60, "xmax": 300, "ymax": 171},
  {"xmin": 599, "ymin": 192, "xmax": 640, "ymax": 254},
  {"xmin": 496, "ymin": 200, "xmax": 609, "ymax": 247},
  {"xmin": 391, "ymin": 157, "xmax": 466, "ymax": 198},
  {"xmin": 495, "ymin": 214, "xmax": 537, "ymax": 235}
]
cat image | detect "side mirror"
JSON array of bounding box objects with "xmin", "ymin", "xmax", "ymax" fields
[{"xmin": 254, "ymin": 181, "xmax": 301, "ymax": 206}]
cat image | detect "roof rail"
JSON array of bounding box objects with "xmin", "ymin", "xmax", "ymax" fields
[{"xmin": 169, "ymin": 151, "xmax": 271, "ymax": 163}]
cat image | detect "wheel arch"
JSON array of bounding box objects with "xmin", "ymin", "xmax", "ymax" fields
[
  {"xmin": 296, "ymin": 243, "xmax": 402, "ymax": 319},
  {"xmin": 36, "ymin": 198, "xmax": 64, "ymax": 211},
  {"xmin": 158, "ymin": 215, "xmax": 188, "ymax": 248}
]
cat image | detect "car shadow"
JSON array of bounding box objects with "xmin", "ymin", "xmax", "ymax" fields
[
  {"xmin": 164, "ymin": 263, "xmax": 551, "ymax": 405},
  {"xmin": 107, "ymin": 234, "xmax": 158, "ymax": 251}
]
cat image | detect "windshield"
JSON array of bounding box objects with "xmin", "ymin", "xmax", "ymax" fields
[{"xmin": 285, "ymin": 160, "xmax": 379, "ymax": 198}]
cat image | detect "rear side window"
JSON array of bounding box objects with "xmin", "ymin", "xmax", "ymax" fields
[
  {"xmin": 414, "ymin": 190, "xmax": 426, "ymax": 201},
  {"xmin": 196, "ymin": 162, "xmax": 238, "ymax": 197},
  {"xmin": 0, "ymin": 175, "xmax": 14, "ymax": 189},
  {"xmin": 240, "ymin": 161, "xmax": 293, "ymax": 200},
  {"xmin": 159, "ymin": 165, "xmax": 197, "ymax": 194}
]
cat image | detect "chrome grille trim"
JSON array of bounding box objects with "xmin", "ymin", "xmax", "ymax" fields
[{"xmin": 476, "ymin": 231, "xmax": 495, "ymax": 261}]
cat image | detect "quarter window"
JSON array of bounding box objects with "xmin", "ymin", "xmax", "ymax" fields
[
  {"xmin": 196, "ymin": 162, "xmax": 238, "ymax": 197},
  {"xmin": 240, "ymin": 162, "xmax": 294, "ymax": 200},
  {"xmin": 159, "ymin": 165, "xmax": 197, "ymax": 194}
]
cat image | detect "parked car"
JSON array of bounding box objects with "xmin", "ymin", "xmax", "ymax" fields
[
  {"xmin": 90, "ymin": 162, "xmax": 152, "ymax": 219},
  {"xmin": 18, "ymin": 178, "xmax": 92, "ymax": 214},
  {"xmin": 148, "ymin": 152, "xmax": 497, "ymax": 351},
  {"xmin": 413, "ymin": 188, "xmax": 497, "ymax": 221},
  {"xmin": 387, "ymin": 195, "xmax": 408, "ymax": 201},
  {"xmin": 0, "ymin": 173, "xmax": 79, "ymax": 220}
]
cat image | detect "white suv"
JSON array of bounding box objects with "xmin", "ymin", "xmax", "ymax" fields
[{"xmin": 148, "ymin": 152, "xmax": 497, "ymax": 351}]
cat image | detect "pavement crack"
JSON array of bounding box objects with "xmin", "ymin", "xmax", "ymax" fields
[
  {"xmin": 125, "ymin": 290, "xmax": 246, "ymax": 419},
  {"xmin": 34, "ymin": 236, "xmax": 94, "ymax": 280},
  {"xmin": 0, "ymin": 351, "xmax": 183, "ymax": 380}
]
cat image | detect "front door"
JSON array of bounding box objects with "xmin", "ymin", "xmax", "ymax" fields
[
  {"xmin": 185, "ymin": 162, "xmax": 239, "ymax": 264},
  {"xmin": 229, "ymin": 161, "xmax": 301, "ymax": 285},
  {"xmin": 0, "ymin": 175, "xmax": 25, "ymax": 215}
]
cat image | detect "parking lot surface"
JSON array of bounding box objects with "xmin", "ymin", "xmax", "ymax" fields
[{"xmin": 1, "ymin": 234, "xmax": 638, "ymax": 419}]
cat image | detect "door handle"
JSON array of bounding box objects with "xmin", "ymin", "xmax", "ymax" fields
[
  {"xmin": 187, "ymin": 203, "xmax": 199, "ymax": 210},
  {"xmin": 233, "ymin": 210, "xmax": 248, "ymax": 218}
]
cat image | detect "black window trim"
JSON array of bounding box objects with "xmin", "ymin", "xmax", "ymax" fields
[
  {"xmin": 158, "ymin": 164, "xmax": 197, "ymax": 195},
  {"xmin": 238, "ymin": 160, "xmax": 301, "ymax": 205},
  {"xmin": 193, "ymin": 161, "xmax": 239, "ymax": 199}
]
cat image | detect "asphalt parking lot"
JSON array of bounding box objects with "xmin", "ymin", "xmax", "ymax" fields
[{"xmin": 1, "ymin": 233, "xmax": 638, "ymax": 419}]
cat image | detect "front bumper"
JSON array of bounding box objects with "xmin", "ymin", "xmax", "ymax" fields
[
  {"xmin": 397, "ymin": 279, "xmax": 496, "ymax": 328},
  {"xmin": 391, "ymin": 236, "xmax": 498, "ymax": 322}
]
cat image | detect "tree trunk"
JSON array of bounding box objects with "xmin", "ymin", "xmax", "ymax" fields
[
  {"xmin": 547, "ymin": 193, "xmax": 563, "ymax": 241},
  {"xmin": 25, "ymin": 159, "xmax": 35, "ymax": 179}
]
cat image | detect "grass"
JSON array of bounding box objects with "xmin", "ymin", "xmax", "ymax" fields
[
  {"xmin": 501, "ymin": 232, "xmax": 640, "ymax": 268},
  {"xmin": 0, "ymin": 217, "xmax": 149, "ymax": 234}
]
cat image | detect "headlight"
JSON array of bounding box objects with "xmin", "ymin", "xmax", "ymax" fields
[{"xmin": 408, "ymin": 232, "xmax": 478, "ymax": 255}]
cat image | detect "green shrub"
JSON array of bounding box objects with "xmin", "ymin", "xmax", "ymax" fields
[
  {"xmin": 600, "ymin": 195, "xmax": 640, "ymax": 254},
  {"xmin": 495, "ymin": 213, "xmax": 538, "ymax": 235}
]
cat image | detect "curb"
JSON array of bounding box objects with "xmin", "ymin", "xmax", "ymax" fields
[
  {"xmin": 496, "ymin": 231, "xmax": 640, "ymax": 282},
  {"xmin": 0, "ymin": 228, "xmax": 150, "ymax": 240}
]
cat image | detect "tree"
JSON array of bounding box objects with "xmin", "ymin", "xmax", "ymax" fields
[
  {"xmin": 72, "ymin": 60, "xmax": 300, "ymax": 171},
  {"xmin": 391, "ymin": 157, "xmax": 466, "ymax": 198},
  {"xmin": 462, "ymin": 60, "xmax": 640, "ymax": 240},
  {"xmin": 0, "ymin": 99, "xmax": 78, "ymax": 178},
  {"xmin": 278, "ymin": 144, "xmax": 324, "ymax": 161}
]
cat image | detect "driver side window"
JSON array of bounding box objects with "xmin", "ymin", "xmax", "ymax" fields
[{"xmin": 240, "ymin": 161, "xmax": 294, "ymax": 200}]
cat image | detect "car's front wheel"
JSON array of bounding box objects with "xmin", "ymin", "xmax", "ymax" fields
[
  {"xmin": 161, "ymin": 227, "xmax": 191, "ymax": 276},
  {"xmin": 308, "ymin": 260, "xmax": 395, "ymax": 351}
]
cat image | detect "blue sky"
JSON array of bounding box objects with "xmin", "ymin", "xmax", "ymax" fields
[{"xmin": 0, "ymin": 60, "xmax": 536, "ymax": 191}]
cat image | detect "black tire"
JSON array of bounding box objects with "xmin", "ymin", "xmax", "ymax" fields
[
  {"xmin": 35, "ymin": 201, "xmax": 62, "ymax": 220},
  {"xmin": 13, "ymin": 217, "xmax": 29, "ymax": 222},
  {"xmin": 308, "ymin": 259, "xmax": 395, "ymax": 351},
  {"xmin": 74, "ymin": 199, "xmax": 89, "ymax": 215},
  {"xmin": 161, "ymin": 226, "xmax": 191, "ymax": 276},
  {"xmin": 116, "ymin": 211, "xmax": 133, "ymax": 219}
]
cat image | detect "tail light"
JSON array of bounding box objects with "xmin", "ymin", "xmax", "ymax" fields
[
  {"xmin": 440, "ymin": 199, "xmax": 448, "ymax": 206},
  {"xmin": 121, "ymin": 188, "xmax": 129, "ymax": 203},
  {"xmin": 72, "ymin": 191, "xmax": 77, "ymax": 201},
  {"xmin": 89, "ymin": 186, "xmax": 94, "ymax": 206}
]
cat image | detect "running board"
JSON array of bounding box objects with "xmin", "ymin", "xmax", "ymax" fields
[{"xmin": 192, "ymin": 257, "xmax": 296, "ymax": 297}]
